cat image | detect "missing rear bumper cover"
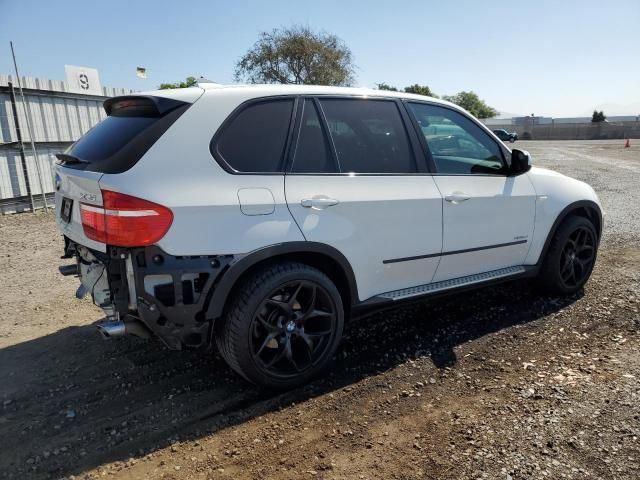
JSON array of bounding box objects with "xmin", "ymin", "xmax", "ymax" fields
[
  {"xmin": 113, "ymin": 246, "xmax": 233, "ymax": 350},
  {"xmin": 61, "ymin": 238, "xmax": 234, "ymax": 349}
]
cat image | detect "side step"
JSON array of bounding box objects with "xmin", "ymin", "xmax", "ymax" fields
[{"xmin": 379, "ymin": 266, "xmax": 528, "ymax": 301}]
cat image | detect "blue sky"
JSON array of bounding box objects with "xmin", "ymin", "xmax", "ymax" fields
[{"xmin": 1, "ymin": 0, "xmax": 638, "ymax": 117}]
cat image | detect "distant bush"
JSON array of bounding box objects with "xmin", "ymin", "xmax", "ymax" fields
[
  {"xmin": 522, "ymin": 132, "xmax": 532, "ymax": 140},
  {"xmin": 591, "ymin": 110, "xmax": 606, "ymax": 123}
]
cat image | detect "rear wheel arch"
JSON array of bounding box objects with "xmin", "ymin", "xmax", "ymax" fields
[
  {"xmin": 539, "ymin": 200, "xmax": 602, "ymax": 264},
  {"xmin": 207, "ymin": 242, "xmax": 357, "ymax": 322}
]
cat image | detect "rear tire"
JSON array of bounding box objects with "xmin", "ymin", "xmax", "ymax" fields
[
  {"xmin": 216, "ymin": 262, "xmax": 344, "ymax": 389},
  {"xmin": 538, "ymin": 215, "xmax": 598, "ymax": 294}
]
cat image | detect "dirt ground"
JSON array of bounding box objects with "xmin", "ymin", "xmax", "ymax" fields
[{"xmin": 0, "ymin": 140, "xmax": 638, "ymax": 479}]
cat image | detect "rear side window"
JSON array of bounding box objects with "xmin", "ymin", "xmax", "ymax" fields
[
  {"xmin": 319, "ymin": 99, "xmax": 416, "ymax": 174},
  {"xmin": 62, "ymin": 96, "xmax": 189, "ymax": 174},
  {"xmin": 291, "ymin": 100, "xmax": 337, "ymax": 173},
  {"xmin": 214, "ymin": 99, "xmax": 294, "ymax": 173}
]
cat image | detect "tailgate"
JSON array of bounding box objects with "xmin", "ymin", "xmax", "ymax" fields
[
  {"xmin": 54, "ymin": 165, "xmax": 106, "ymax": 252},
  {"xmin": 54, "ymin": 92, "xmax": 198, "ymax": 253}
]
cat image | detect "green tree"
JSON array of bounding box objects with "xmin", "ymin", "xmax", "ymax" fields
[
  {"xmin": 376, "ymin": 83, "xmax": 398, "ymax": 91},
  {"xmin": 442, "ymin": 91, "xmax": 498, "ymax": 119},
  {"xmin": 591, "ymin": 110, "xmax": 606, "ymax": 123},
  {"xmin": 403, "ymin": 84, "xmax": 437, "ymax": 97},
  {"xmin": 235, "ymin": 25, "xmax": 355, "ymax": 86},
  {"xmin": 159, "ymin": 76, "xmax": 198, "ymax": 90},
  {"xmin": 377, "ymin": 83, "xmax": 437, "ymax": 97}
]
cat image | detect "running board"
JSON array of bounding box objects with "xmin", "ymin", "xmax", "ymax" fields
[{"xmin": 378, "ymin": 266, "xmax": 528, "ymax": 301}]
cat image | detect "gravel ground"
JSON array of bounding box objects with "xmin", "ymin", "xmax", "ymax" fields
[
  {"xmin": 523, "ymin": 140, "xmax": 640, "ymax": 239},
  {"xmin": 0, "ymin": 139, "xmax": 638, "ymax": 479}
]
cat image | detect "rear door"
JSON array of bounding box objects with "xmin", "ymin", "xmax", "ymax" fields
[
  {"xmin": 407, "ymin": 102, "xmax": 536, "ymax": 282},
  {"xmin": 285, "ymin": 97, "xmax": 443, "ymax": 302}
]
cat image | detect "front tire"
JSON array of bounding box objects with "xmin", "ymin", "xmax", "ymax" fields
[
  {"xmin": 538, "ymin": 216, "xmax": 598, "ymax": 294},
  {"xmin": 216, "ymin": 262, "xmax": 344, "ymax": 388}
]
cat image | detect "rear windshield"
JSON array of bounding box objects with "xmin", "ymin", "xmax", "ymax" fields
[
  {"xmin": 61, "ymin": 96, "xmax": 189, "ymax": 174},
  {"xmin": 69, "ymin": 116, "xmax": 158, "ymax": 162}
]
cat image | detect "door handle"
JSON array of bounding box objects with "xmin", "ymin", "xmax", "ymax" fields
[
  {"xmin": 444, "ymin": 192, "xmax": 470, "ymax": 204},
  {"xmin": 301, "ymin": 196, "xmax": 340, "ymax": 210}
]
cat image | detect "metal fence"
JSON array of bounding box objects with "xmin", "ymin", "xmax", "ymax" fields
[
  {"xmin": 0, "ymin": 74, "xmax": 130, "ymax": 214},
  {"xmin": 0, "ymin": 146, "xmax": 59, "ymax": 213},
  {"xmin": 485, "ymin": 121, "xmax": 640, "ymax": 141}
]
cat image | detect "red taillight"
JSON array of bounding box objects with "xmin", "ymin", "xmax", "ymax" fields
[{"xmin": 80, "ymin": 190, "xmax": 173, "ymax": 247}]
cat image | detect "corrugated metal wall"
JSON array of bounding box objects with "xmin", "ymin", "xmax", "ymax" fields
[
  {"xmin": 0, "ymin": 92, "xmax": 107, "ymax": 143},
  {"xmin": 0, "ymin": 147, "xmax": 58, "ymax": 199},
  {"xmin": 0, "ymin": 74, "xmax": 132, "ymax": 99},
  {"xmin": 0, "ymin": 74, "xmax": 133, "ymax": 212}
]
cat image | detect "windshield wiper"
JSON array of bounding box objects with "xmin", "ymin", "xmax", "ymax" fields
[{"xmin": 55, "ymin": 153, "xmax": 88, "ymax": 165}]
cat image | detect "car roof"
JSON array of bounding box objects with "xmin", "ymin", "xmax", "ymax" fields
[
  {"xmin": 134, "ymin": 84, "xmax": 511, "ymax": 144},
  {"xmin": 143, "ymin": 83, "xmax": 458, "ymax": 109}
]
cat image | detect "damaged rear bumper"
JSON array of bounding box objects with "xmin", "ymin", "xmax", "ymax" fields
[{"xmin": 62, "ymin": 238, "xmax": 233, "ymax": 350}]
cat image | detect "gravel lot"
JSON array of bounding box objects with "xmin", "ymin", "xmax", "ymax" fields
[{"xmin": 0, "ymin": 139, "xmax": 638, "ymax": 479}]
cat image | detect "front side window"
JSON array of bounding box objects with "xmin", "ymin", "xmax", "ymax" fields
[
  {"xmin": 408, "ymin": 103, "xmax": 505, "ymax": 175},
  {"xmin": 291, "ymin": 100, "xmax": 337, "ymax": 173},
  {"xmin": 215, "ymin": 99, "xmax": 294, "ymax": 173},
  {"xmin": 319, "ymin": 99, "xmax": 416, "ymax": 174}
]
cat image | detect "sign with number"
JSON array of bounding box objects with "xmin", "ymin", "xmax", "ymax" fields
[{"xmin": 64, "ymin": 65, "xmax": 102, "ymax": 95}]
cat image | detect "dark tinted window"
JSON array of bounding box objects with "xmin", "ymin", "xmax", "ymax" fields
[
  {"xmin": 409, "ymin": 103, "xmax": 505, "ymax": 175},
  {"xmin": 64, "ymin": 97, "xmax": 188, "ymax": 174},
  {"xmin": 292, "ymin": 100, "xmax": 336, "ymax": 173},
  {"xmin": 69, "ymin": 116, "xmax": 157, "ymax": 161},
  {"xmin": 216, "ymin": 99, "xmax": 294, "ymax": 172},
  {"xmin": 319, "ymin": 99, "xmax": 416, "ymax": 174}
]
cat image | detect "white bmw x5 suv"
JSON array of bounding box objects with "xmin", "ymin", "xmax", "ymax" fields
[{"xmin": 55, "ymin": 84, "xmax": 602, "ymax": 388}]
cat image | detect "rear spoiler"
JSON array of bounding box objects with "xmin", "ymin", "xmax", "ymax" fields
[{"xmin": 103, "ymin": 95, "xmax": 188, "ymax": 117}]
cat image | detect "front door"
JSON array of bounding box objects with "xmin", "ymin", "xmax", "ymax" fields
[
  {"xmin": 285, "ymin": 98, "xmax": 443, "ymax": 301},
  {"xmin": 406, "ymin": 102, "xmax": 536, "ymax": 282}
]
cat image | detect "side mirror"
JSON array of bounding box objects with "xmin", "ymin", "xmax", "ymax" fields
[{"xmin": 510, "ymin": 149, "xmax": 531, "ymax": 175}]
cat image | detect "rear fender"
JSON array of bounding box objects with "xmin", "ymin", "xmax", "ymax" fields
[{"xmin": 206, "ymin": 242, "xmax": 358, "ymax": 320}]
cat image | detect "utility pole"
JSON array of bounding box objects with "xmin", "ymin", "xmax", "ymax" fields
[
  {"xmin": 8, "ymin": 81, "xmax": 35, "ymax": 212},
  {"xmin": 10, "ymin": 41, "xmax": 49, "ymax": 211}
]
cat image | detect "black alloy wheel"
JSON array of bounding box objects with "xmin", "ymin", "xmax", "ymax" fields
[
  {"xmin": 539, "ymin": 215, "xmax": 599, "ymax": 294},
  {"xmin": 216, "ymin": 262, "xmax": 344, "ymax": 388},
  {"xmin": 250, "ymin": 280, "xmax": 338, "ymax": 378},
  {"xmin": 558, "ymin": 225, "xmax": 596, "ymax": 289}
]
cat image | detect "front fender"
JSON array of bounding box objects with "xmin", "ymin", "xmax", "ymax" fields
[{"xmin": 525, "ymin": 167, "xmax": 603, "ymax": 264}]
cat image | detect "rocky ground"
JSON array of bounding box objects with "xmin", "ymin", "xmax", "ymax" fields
[{"xmin": 0, "ymin": 140, "xmax": 638, "ymax": 479}]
